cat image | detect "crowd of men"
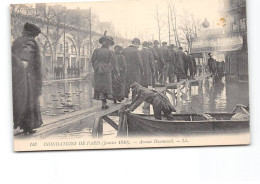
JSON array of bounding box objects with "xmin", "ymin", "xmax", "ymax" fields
[
  {"xmin": 53, "ymin": 65, "xmax": 82, "ymax": 79},
  {"xmin": 91, "ymin": 32, "xmax": 200, "ymax": 109}
]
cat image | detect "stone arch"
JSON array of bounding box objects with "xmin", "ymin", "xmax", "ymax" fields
[
  {"xmin": 36, "ymin": 33, "xmax": 55, "ymax": 77},
  {"xmin": 56, "ymin": 33, "xmax": 78, "ymax": 56}
]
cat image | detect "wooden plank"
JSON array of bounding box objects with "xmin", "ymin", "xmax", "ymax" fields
[
  {"xmin": 20, "ymin": 102, "xmax": 130, "ymax": 138},
  {"xmin": 97, "ymin": 117, "xmax": 103, "ymax": 138},
  {"xmin": 102, "ymin": 116, "xmax": 118, "ymax": 130}
]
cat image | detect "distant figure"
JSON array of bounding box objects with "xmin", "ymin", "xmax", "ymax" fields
[
  {"xmin": 12, "ymin": 22, "xmax": 43, "ymax": 134},
  {"xmin": 126, "ymin": 82, "xmax": 176, "ymax": 120},
  {"xmin": 91, "ymin": 31, "xmax": 118, "ymax": 109},
  {"xmin": 113, "ymin": 45, "xmax": 127, "ymax": 102},
  {"xmin": 122, "ymin": 38, "xmax": 144, "ymax": 99},
  {"xmin": 208, "ymin": 52, "xmax": 216, "ymax": 74},
  {"xmin": 140, "ymin": 41, "xmax": 155, "ymax": 88},
  {"xmin": 153, "ymin": 40, "xmax": 164, "ymax": 84}
]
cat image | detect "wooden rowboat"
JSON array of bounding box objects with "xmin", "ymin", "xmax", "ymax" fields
[{"xmin": 118, "ymin": 105, "xmax": 249, "ymax": 137}]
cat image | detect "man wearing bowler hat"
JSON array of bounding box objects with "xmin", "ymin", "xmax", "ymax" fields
[
  {"xmin": 122, "ymin": 38, "xmax": 144, "ymax": 100},
  {"xmin": 12, "ymin": 22, "xmax": 43, "ymax": 134}
]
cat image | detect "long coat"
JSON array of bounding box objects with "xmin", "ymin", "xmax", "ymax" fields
[
  {"xmin": 153, "ymin": 46, "xmax": 164, "ymax": 70},
  {"xmin": 12, "ymin": 35, "xmax": 43, "ymax": 131},
  {"xmin": 176, "ymin": 50, "xmax": 186, "ymax": 79},
  {"xmin": 122, "ymin": 45, "xmax": 144, "ymax": 85},
  {"xmin": 113, "ymin": 51, "xmax": 127, "ymax": 100},
  {"xmin": 91, "ymin": 46, "xmax": 117, "ymax": 97},
  {"xmin": 140, "ymin": 48, "xmax": 154, "ymax": 87}
]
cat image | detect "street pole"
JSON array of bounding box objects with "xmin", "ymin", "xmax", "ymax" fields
[
  {"xmin": 89, "ymin": 7, "xmax": 92, "ymax": 74},
  {"xmin": 63, "ymin": 8, "xmax": 66, "ymax": 79}
]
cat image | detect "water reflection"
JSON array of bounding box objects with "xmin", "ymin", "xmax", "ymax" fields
[{"xmin": 39, "ymin": 80, "xmax": 94, "ymax": 120}]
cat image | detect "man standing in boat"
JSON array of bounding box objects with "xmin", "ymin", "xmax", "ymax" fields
[
  {"xmin": 91, "ymin": 31, "xmax": 118, "ymax": 109},
  {"xmin": 125, "ymin": 82, "xmax": 176, "ymax": 120}
]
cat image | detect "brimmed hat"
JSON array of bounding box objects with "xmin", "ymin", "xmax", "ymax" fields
[
  {"xmin": 153, "ymin": 40, "xmax": 160, "ymax": 45},
  {"xmin": 114, "ymin": 45, "xmax": 123, "ymax": 51},
  {"xmin": 99, "ymin": 31, "xmax": 115, "ymax": 45},
  {"xmin": 132, "ymin": 38, "xmax": 141, "ymax": 45},
  {"xmin": 178, "ymin": 47, "xmax": 183, "ymax": 50},
  {"xmin": 169, "ymin": 44, "xmax": 175, "ymax": 49},
  {"xmin": 23, "ymin": 22, "xmax": 41, "ymax": 37},
  {"xmin": 162, "ymin": 41, "xmax": 167, "ymax": 45},
  {"xmin": 147, "ymin": 41, "xmax": 153, "ymax": 46},
  {"xmin": 142, "ymin": 41, "xmax": 149, "ymax": 47}
]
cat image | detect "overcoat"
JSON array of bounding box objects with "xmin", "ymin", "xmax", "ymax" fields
[
  {"xmin": 153, "ymin": 46, "xmax": 164, "ymax": 70},
  {"xmin": 140, "ymin": 48, "xmax": 155, "ymax": 87},
  {"xmin": 122, "ymin": 45, "xmax": 144, "ymax": 85},
  {"xmin": 12, "ymin": 35, "xmax": 43, "ymax": 131},
  {"xmin": 176, "ymin": 50, "xmax": 187, "ymax": 79},
  {"xmin": 91, "ymin": 46, "xmax": 117, "ymax": 97},
  {"xmin": 113, "ymin": 51, "xmax": 127, "ymax": 100}
]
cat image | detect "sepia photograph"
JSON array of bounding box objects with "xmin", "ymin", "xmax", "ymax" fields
[{"xmin": 10, "ymin": 0, "xmax": 250, "ymax": 151}]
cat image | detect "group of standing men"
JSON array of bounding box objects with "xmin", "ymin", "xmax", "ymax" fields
[{"xmin": 91, "ymin": 32, "xmax": 197, "ymax": 109}]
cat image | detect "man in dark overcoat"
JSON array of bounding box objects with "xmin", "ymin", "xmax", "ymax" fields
[
  {"xmin": 168, "ymin": 44, "xmax": 177, "ymax": 83},
  {"xmin": 140, "ymin": 41, "xmax": 155, "ymax": 88},
  {"xmin": 148, "ymin": 41, "xmax": 158, "ymax": 86},
  {"xmin": 161, "ymin": 42, "xmax": 171, "ymax": 84},
  {"xmin": 122, "ymin": 38, "xmax": 144, "ymax": 99},
  {"xmin": 12, "ymin": 22, "xmax": 43, "ymax": 134},
  {"xmin": 153, "ymin": 40, "xmax": 164, "ymax": 84},
  {"xmin": 92, "ymin": 31, "xmax": 118, "ymax": 109},
  {"xmin": 113, "ymin": 45, "xmax": 127, "ymax": 102},
  {"xmin": 176, "ymin": 47, "xmax": 187, "ymax": 81}
]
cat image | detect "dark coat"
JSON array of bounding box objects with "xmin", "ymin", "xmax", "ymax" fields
[
  {"xmin": 91, "ymin": 46, "xmax": 117, "ymax": 95},
  {"xmin": 161, "ymin": 46, "xmax": 171, "ymax": 63},
  {"xmin": 153, "ymin": 46, "xmax": 164, "ymax": 69},
  {"xmin": 113, "ymin": 51, "xmax": 127, "ymax": 100},
  {"xmin": 122, "ymin": 45, "xmax": 144, "ymax": 85},
  {"xmin": 176, "ymin": 50, "xmax": 186, "ymax": 79},
  {"xmin": 140, "ymin": 48, "xmax": 155, "ymax": 87},
  {"xmin": 12, "ymin": 35, "xmax": 43, "ymax": 131},
  {"xmin": 168, "ymin": 49, "xmax": 177, "ymax": 77}
]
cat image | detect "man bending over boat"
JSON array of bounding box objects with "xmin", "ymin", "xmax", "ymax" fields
[{"xmin": 125, "ymin": 82, "xmax": 176, "ymax": 120}]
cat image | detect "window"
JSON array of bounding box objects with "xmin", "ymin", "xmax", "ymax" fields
[
  {"xmin": 59, "ymin": 44, "xmax": 63, "ymax": 53},
  {"xmin": 71, "ymin": 45, "xmax": 74, "ymax": 54},
  {"xmin": 65, "ymin": 42, "xmax": 69, "ymax": 53}
]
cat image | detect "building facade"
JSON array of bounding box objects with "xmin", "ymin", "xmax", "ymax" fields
[
  {"xmin": 11, "ymin": 3, "xmax": 130, "ymax": 79},
  {"xmin": 191, "ymin": 0, "xmax": 247, "ymax": 81}
]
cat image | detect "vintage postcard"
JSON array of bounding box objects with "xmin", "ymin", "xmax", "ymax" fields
[{"xmin": 11, "ymin": 0, "xmax": 250, "ymax": 151}]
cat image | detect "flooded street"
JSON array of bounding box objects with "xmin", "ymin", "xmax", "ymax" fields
[{"xmin": 39, "ymin": 76, "xmax": 249, "ymax": 138}]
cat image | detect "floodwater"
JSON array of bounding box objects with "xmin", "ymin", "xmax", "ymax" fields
[{"xmin": 39, "ymin": 76, "xmax": 249, "ymax": 138}]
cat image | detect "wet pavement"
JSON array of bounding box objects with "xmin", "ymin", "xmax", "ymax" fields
[{"xmin": 38, "ymin": 76, "xmax": 249, "ymax": 138}]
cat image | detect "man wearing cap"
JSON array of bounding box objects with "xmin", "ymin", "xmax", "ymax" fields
[
  {"xmin": 140, "ymin": 41, "xmax": 155, "ymax": 88},
  {"xmin": 122, "ymin": 38, "xmax": 144, "ymax": 99},
  {"xmin": 168, "ymin": 44, "xmax": 177, "ymax": 83},
  {"xmin": 175, "ymin": 47, "xmax": 187, "ymax": 81},
  {"xmin": 153, "ymin": 40, "xmax": 164, "ymax": 84},
  {"xmin": 12, "ymin": 22, "xmax": 43, "ymax": 134},
  {"xmin": 161, "ymin": 42, "xmax": 171, "ymax": 84},
  {"xmin": 92, "ymin": 31, "xmax": 118, "ymax": 109}
]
